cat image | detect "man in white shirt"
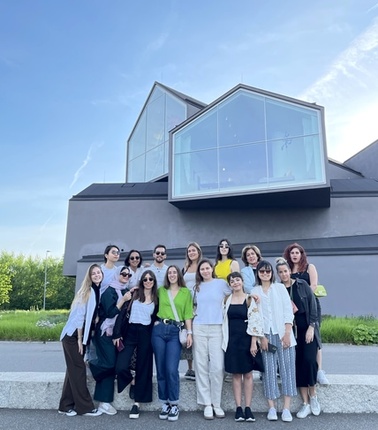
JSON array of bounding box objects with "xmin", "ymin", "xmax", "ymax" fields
[{"xmin": 146, "ymin": 244, "xmax": 168, "ymax": 287}]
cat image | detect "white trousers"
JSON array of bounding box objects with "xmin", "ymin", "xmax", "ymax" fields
[{"xmin": 193, "ymin": 324, "xmax": 224, "ymax": 408}]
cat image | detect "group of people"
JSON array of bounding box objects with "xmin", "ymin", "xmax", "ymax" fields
[{"xmin": 58, "ymin": 239, "xmax": 328, "ymax": 422}]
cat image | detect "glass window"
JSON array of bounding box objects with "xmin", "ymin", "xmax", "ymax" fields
[
  {"xmin": 218, "ymin": 91, "xmax": 265, "ymax": 147},
  {"xmin": 128, "ymin": 155, "xmax": 145, "ymax": 182},
  {"xmin": 146, "ymin": 96, "xmax": 165, "ymax": 151},
  {"xmin": 171, "ymin": 88, "xmax": 327, "ymax": 200},
  {"xmin": 128, "ymin": 111, "xmax": 146, "ymax": 160},
  {"xmin": 146, "ymin": 144, "xmax": 165, "ymax": 181},
  {"xmin": 127, "ymin": 85, "xmax": 187, "ymax": 182}
]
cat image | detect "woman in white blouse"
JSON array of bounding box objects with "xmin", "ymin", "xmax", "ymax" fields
[{"xmin": 251, "ymin": 260, "xmax": 297, "ymax": 423}]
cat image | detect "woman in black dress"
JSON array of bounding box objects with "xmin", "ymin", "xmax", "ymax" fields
[
  {"xmin": 222, "ymin": 272, "xmax": 264, "ymax": 422},
  {"xmin": 276, "ymin": 258, "xmax": 321, "ymax": 419}
]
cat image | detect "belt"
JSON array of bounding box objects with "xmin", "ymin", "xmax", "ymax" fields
[{"xmin": 158, "ymin": 317, "xmax": 184, "ymax": 327}]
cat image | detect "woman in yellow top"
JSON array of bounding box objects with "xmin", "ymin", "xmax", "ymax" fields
[{"xmin": 214, "ymin": 239, "xmax": 240, "ymax": 280}]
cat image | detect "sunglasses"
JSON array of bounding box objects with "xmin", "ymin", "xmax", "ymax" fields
[
  {"xmin": 259, "ymin": 269, "xmax": 272, "ymax": 274},
  {"xmin": 120, "ymin": 272, "xmax": 132, "ymax": 277},
  {"xmin": 143, "ymin": 277, "xmax": 154, "ymax": 282},
  {"xmin": 130, "ymin": 256, "xmax": 140, "ymax": 260},
  {"xmin": 155, "ymin": 251, "xmax": 166, "ymax": 256},
  {"xmin": 110, "ymin": 250, "xmax": 120, "ymax": 255},
  {"xmin": 219, "ymin": 245, "xmax": 229, "ymax": 249}
]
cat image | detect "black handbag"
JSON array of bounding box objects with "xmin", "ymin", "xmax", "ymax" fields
[{"xmin": 252, "ymin": 348, "xmax": 265, "ymax": 372}]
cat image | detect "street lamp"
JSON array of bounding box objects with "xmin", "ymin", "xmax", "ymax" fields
[{"xmin": 43, "ymin": 250, "xmax": 51, "ymax": 310}]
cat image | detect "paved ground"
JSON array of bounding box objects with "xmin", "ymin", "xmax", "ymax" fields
[
  {"xmin": 0, "ymin": 341, "xmax": 377, "ymax": 374},
  {"xmin": 0, "ymin": 409, "xmax": 377, "ymax": 430}
]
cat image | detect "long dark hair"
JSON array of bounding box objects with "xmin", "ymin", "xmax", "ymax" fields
[
  {"xmin": 124, "ymin": 249, "xmax": 143, "ymax": 268},
  {"xmin": 163, "ymin": 265, "xmax": 186, "ymax": 289},
  {"xmin": 283, "ymin": 243, "xmax": 308, "ymax": 273},
  {"xmin": 103, "ymin": 244, "xmax": 120, "ymax": 263},
  {"xmin": 134, "ymin": 270, "xmax": 158, "ymax": 305},
  {"xmin": 215, "ymin": 238, "xmax": 234, "ymax": 262}
]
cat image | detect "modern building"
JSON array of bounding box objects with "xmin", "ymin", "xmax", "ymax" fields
[{"xmin": 63, "ymin": 82, "xmax": 378, "ymax": 317}]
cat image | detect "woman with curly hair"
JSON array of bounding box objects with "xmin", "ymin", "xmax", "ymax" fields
[{"xmin": 283, "ymin": 242, "xmax": 329, "ymax": 386}]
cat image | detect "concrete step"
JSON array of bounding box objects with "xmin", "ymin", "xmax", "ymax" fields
[{"xmin": 1, "ymin": 372, "xmax": 377, "ymax": 413}]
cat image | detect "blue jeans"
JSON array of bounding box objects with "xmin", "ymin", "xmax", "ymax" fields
[{"xmin": 151, "ymin": 322, "xmax": 181, "ymax": 404}]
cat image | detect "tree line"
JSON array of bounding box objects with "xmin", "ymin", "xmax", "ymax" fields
[{"xmin": 0, "ymin": 252, "xmax": 75, "ymax": 310}]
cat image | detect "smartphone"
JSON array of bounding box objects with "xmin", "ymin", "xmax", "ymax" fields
[
  {"xmin": 116, "ymin": 339, "xmax": 125, "ymax": 352},
  {"xmin": 268, "ymin": 343, "xmax": 277, "ymax": 353}
]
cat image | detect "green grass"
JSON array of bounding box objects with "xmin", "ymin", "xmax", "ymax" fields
[
  {"xmin": 0, "ymin": 310, "xmax": 377, "ymax": 344},
  {"xmin": 0, "ymin": 310, "xmax": 69, "ymax": 341},
  {"xmin": 320, "ymin": 315, "xmax": 378, "ymax": 344}
]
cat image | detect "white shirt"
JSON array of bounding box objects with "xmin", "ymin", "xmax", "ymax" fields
[
  {"xmin": 144, "ymin": 263, "xmax": 168, "ymax": 287},
  {"xmin": 251, "ymin": 282, "xmax": 296, "ymax": 346},
  {"xmin": 194, "ymin": 278, "xmax": 231, "ymax": 325},
  {"xmin": 129, "ymin": 300, "xmax": 155, "ymax": 325}
]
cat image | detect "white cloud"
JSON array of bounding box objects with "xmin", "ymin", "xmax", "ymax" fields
[
  {"xmin": 69, "ymin": 142, "xmax": 104, "ymax": 189},
  {"xmin": 298, "ymin": 16, "xmax": 378, "ymax": 161}
]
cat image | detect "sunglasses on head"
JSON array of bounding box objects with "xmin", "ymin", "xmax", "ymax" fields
[
  {"xmin": 120, "ymin": 272, "xmax": 132, "ymax": 277},
  {"xmin": 143, "ymin": 277, "xmax": 154, "ymax": 282},
  {"xmin": 259, "ymin": 269, "xmax": 272, "ymax": 274},
  {"xmin": 130, "ymin": 256, "xmax": 140, "ymax": 260},
  {"xmin": 155, "ymin": 251, "xmax": 166, "ymax": 256}
]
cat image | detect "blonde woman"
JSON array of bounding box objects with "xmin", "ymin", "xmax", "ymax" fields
[{"xmin": 58, "ymin": 264, "xmax": 103, "ymax": 417}]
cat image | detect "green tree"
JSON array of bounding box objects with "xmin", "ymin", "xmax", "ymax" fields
[
  {"xmin": 0, "ymin": 259, "xmax": 13, "ymax": 306},
  {"xmin": 0, "ymin": 252, "xmax": 74, "ymax": 310}
]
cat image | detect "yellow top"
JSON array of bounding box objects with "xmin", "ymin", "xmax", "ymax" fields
[{"xmin": 214, "ymin": 259, "xmax": 232, "ymax": 281}]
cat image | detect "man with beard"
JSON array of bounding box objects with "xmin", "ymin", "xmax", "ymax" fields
[{"xmin": 145, "ymin": 244, "xmax": 168, "ymax": 287}]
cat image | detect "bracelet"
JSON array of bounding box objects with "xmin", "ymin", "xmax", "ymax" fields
[{"xmin": 187, "ymin": 331, "xmax": 193, "ymax": 335}]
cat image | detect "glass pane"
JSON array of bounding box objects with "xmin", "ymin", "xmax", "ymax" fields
[
  {"xmin": 128, "ymin": 111, "xmax": 146, "ymax": 160},
  {"xmin": 146, "ymin": 144, "xmax": 165, "ymax": 181},
  {"xmin": 127, "ymin": 155, "xmax": 145, "ymax": 182},
  {"xmin": 165, "ymin": 94, "xmax": 186, "ymax": 140},
  {"xmin": 149, "ymin": 86, "xmax": 165, "ymax": 102},
  {"xmin": 218, "ymin": 91, "xmax": 265, "ymax": 147},
  {"xmin": 218, "ymin": 143, "xmax": 267, "ymax": 192},
  {"xmin": 266, "ymin": 99, "xmax": 320, "ymax": 141},
  {"xmin": 146, "ymin": 96, "xmax": 165, "ymax": 151},
  {"xmin": 174, "ymin": 109, "xmax": 217, "ymax": 154},
  {"xmin": 267, "ymin": 135, "xmax": 325, "ymax": 187},
  {"xmin": 173, "ymin": 149, "xmax": 218, "ymax": 197}
]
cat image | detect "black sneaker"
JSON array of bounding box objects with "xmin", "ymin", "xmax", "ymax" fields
[
  {"xmin": 159, "ymin": 403, "xmax": 171, "ymax": 420},
  {"xmin": 168, "ymin": 405, "xmax": 179, "ymax": 421},
  {"xmin": 235, "ymin": 406, "xmax": 245, "ymax": 422},
  {"xmin": 244, "ymin": 407, "xmax": 255, "ymax": 422},
  {"xmin": 129, "ymin": 404, "xmax": 140, "ymax": 419}
]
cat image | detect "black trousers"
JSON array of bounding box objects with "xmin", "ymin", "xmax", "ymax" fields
[
  {"xmin": 115, "ymin": 323, "xmax": 153, "ymax": 403},
  {"xmin": 89, "ymin": 328, "xmax": 117, "ymax": 403},
  {"xmin": 59, "ymin": 333, "xmax": 95, "ymax": 414}
]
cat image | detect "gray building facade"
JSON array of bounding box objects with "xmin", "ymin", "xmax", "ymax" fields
[{"xmin": 63, "ymin": 83, "xmax": 378, "ymax": 317}]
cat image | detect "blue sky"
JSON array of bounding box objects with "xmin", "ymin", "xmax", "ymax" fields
[{"xmin": 1, "ymin": 0, "xmax": 378, "ymax": 258}]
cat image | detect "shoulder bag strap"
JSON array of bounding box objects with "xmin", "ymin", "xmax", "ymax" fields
[{"xmin": 167, "ymin": 290, "xmax": 181, "ymax": 322}]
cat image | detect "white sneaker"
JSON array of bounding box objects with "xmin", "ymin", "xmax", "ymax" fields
[
  {"xmin": 58, "ymin": 409, "xmax": 77, "ymax": 417},
  {"xmin": 317, "ymin": 369, "xmax": 330, "ymax": 385},
  {"xmin": 281, "ymin": 408, "xmax": 293, "ymax": 422},
  {"xmin": 204, "ymin": 405, "xmax": 214, "ymax": 420},
  {"xmin": 98, "ymin": 402, "xmax": 117, "ymax": 415},
  {"xmin": 267, "ymin": 407, "xmax": 278, "ymax": 421},
  {"xmin": 296, "ymin": 403, "xmax": 311, "ymax": 419},
  {"xmin": 310, "ymin": 395, "xmax": 321, "ymax": 416},
  {"xmin": 213, "ymin": 406, "xmax": 225, "ymax": 418}
]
